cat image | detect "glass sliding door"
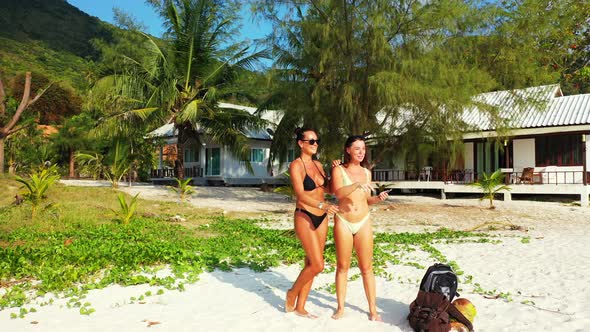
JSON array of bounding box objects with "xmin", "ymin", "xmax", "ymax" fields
[
  {"xmin": 476, "ymin": 142, "xmax": 485, "ymax": 178},
  {"xmin": 475, "ymin": 141, "xmax": 502, "ymax": 178},
  {"xmin": 205, "ymin": 147, "xmax": 221, "ymax": 176}
]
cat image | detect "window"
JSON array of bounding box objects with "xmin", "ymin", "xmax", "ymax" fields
[
  {"xmin": 250, "ymin": 148, "xmax": 265, "ymax": 162},
  {"xmin": 184, "ymin": 146, "xmax": 198, "ymax": 162},
  {"xmin": 535, "ymin": 135, "xmax": 583, "ymax": 166},
  {"xmin": 287, "ymin": 149, "xmax": 295, "ymax": 162}
]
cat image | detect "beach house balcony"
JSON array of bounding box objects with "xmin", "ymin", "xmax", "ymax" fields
[
  {"xmin": 150, "ymin": 166, "xmax": 204, "ymax": 182},
  {"xmin": 372, "ymin": 167, "xmax": 590, "ymax": 206}
]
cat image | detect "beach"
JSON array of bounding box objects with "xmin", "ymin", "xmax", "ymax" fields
[{"xmin": 1, "ymin": 182, "xmax": 589, "ymax": 331}]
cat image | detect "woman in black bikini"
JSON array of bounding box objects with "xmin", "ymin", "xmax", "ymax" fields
[{"xmin": 285, "ymin": 127, "xmax": 339, "ymax": 319}]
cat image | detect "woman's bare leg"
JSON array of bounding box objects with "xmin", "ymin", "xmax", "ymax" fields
[
  {"xmin": 331, "ymin": 217, "xmax": 354, "ymax": 319},
  {"xmin": 286, "ymin": 213, "xmax": 326, "ymax": 316},
  {"xmin": 353, "ymin": 220, "xmax": 382, "ymax": 321},
  {"xmin": 295, "ymin": 218, "xmax": 328, "ymax": 314}
]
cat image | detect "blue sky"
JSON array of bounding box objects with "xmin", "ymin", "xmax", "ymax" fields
[{"xmin": 66, "ymin": 0, "xmax": 272, "ymax": 44}]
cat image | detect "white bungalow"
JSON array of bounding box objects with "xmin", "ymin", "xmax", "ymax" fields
[
  {"xmin": 462, "ymin": 84, "xmax": 589, "ymax": 183},
  {"xmin": 373, "ymin": 84, "xmax": 590, "ymax": 205},
  {"xmin": 149, "ymin": 102, "xmax": 293, "ymax": 186}
]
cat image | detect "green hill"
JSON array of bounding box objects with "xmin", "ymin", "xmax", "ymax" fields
[
  {"xmin": 0, "ymin": 0, "xmax": 112, "ymax": 57},
  {"xmin": 0, "ymin": 0, "xmax": 270, "ymax": 99},
  {"xmin": 0, "ymin": 37, "xmax": 94, "ymax": 90},
  {"xmin": 0, "ymin": 0, "xmax": 114, "ymax": 91}
]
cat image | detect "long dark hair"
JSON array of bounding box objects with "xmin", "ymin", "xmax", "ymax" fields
[
  {"xmin": 343, "ymin": 135, "xmax": 370, "ymax": 169},
  {"xmin": 294, "ymin": 127, "xmax": 316, "ymax": 142}
]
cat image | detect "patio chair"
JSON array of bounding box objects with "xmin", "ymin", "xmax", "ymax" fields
[
  {"xmin": 418, "ymin": 166, "xmax": 433, "ymax": 181},
  {"xmin": 518, "ymin": 167, "xmax": 534, "ymax": 184}
]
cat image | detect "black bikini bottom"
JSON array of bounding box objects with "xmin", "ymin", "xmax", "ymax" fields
[{"xmin": 295, "ymin": 208, "xmax": 327, "ymax": 229}]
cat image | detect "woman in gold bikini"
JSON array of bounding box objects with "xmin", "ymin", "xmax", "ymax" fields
[
  {"xmin": 285, "ymin": 127, "xmax": 339, "ymax": 319},
  {"xmin": 331, "ymin": 135, "xmax": 389, "ymax": 321}
]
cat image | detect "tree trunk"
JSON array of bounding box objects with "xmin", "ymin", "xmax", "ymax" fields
[
  {"xmin": 69, "ymin": 147, "xmax": 75, "ymax": 178},
  {"xmin": 175, "ymin": 124, "xmax": 185, "ymax": 179},
  {"xmin": 0, "ymin": 138, "xmax": 4, "ymax": 174},
  {"xmin": 1, "ymin": 72, "xmax": 47, "ymax": 174}
]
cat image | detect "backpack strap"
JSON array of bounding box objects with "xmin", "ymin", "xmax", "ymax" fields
[{"xmin": 447, "ymin": 303, "xmax": 474, "ymax": 331}]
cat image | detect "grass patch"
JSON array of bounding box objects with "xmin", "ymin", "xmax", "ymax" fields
[
  {"xmin": 0, "ymin": 176, "xmax": 506, "ymax": 312},
  {"xmin": 0, "ymin": 177, "xmax": 219, "ymax": 234}
]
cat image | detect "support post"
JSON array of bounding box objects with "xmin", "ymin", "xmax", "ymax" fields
[
  {"xmin": 503, "ymin": 191, "xmax": 512, "ymax": 202},
  {"xmin": 581, "ymin": 189, "xmax": 589, "ymax": 207},
  {"xmin": 440, "ymin": 189, "xmax": 446, "ymax": 200},
  {"xmin": 504, "ymin": 139, "xmax": 510, "ymax": 185},
  {"xmin": 582, "ymin": 134, "xmax": 587, "ymax": 186}
]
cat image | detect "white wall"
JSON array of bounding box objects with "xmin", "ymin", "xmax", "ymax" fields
[
  {"xmin": 464, "ymin": 142, "xmax": 474, "ymax": 170},
  {"xmin": 182, "ymin": 138, "xmax": 288, "ymax": 181},
  {"xmin": 513, "ymin": 138, "xmax": 535, "ymax": 172},
  {"xmin": 586, "ymin": 135, "xmax": 590, "ymax": 168},
  {"xmin": 223, "ymin": 140, "xmax": 272, "ymax": 179}
]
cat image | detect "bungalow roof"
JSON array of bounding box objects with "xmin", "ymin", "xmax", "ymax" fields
[
  {"xmin": 147, "ymin": 102, "xmax": 280, "ymax": 140},
  {"xmin": 462, "ymin": 84, "xmax": 590, "ymax": 131}
]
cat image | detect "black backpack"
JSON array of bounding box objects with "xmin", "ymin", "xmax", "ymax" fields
[
  {"xmin": 408, "ymin": 263, "xmax": 473, "ymax": 332},
  {"xmin": 419, "ymin": 263, "xmax": 459, "ymax": 302}
]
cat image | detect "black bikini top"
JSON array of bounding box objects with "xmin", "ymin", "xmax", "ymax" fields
[{"xmin": 301, "ymin": 157, "xmax": 327, "ymax": 191}]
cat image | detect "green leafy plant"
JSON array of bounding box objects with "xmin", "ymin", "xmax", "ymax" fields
[
  {"xmin": 75, "ymin": 152, "xmax": 104, "ymax": 180},
  {"xmin": 14, "ymin": 165, "xmax": 60, "ymax": 218},
  {"xmin": 103, "ymin": 142, "xmax": 130, "ymax": 189},
  {"xmin": 273, "ymin": 171, "xmax": 295, "ymax": 200},
  {"xmin": 76, "ymin": 141, "xmax": 129, "ymax": 188},
  {"xmin": 374, "ymin": 182, "xmax": 393, "ymax": 195},
  {"xmin": 470, "ymin": 169, "xmax": 511, "ymax": 209},
  {"xmin": 168, "ymin": 177, "xmax": 195, "ymax": 202},
  {"xmin": 112, "ymin": 193, "xmax": 139, "ymax": 224}
]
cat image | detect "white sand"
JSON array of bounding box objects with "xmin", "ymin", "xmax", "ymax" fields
[{"xmin": 1, "ymin": 181, "xmax": 589, "ymax": 331}]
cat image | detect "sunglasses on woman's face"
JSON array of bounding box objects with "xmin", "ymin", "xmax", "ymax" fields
[{"xmin": 301, "ymin": 139, "xmax": 321, "ymax": 145}]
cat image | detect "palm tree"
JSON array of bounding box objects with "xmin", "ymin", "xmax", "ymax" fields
[
  {"xmin": 15, "ymin": 164, "xmax": 60, "ymax": 219},
  {"xmin": 92, "ymin": 0, "xmax": 269, "ymax": 179},
  {"xmin": 470, "ymin": 170, "xmax": 511, "ymax": 209}
]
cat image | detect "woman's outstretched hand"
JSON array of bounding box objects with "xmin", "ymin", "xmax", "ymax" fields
[
  {"xmin": 324, "ymin": 203, "xmax": 339, "ymax": 215},
  {"xmin": 332, "ymin": 159, "xmax": 342, "ymax": 168},
  {"xmin": 377, "ymin": 190, "xmax": 389, "ymax": 201}
]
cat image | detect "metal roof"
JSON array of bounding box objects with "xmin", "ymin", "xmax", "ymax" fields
[
  {"xmin": 147, "ymin": 122, "xmax": 176, "ymax": 138},
  {"xmin": 147, "ymin": 103, "xmax": 277, "ymax": 140},
  {"xmin": 462, "ymin": 84, "xmax": 590, "ymax": 131}
]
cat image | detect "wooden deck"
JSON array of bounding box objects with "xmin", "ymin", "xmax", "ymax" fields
[{"xmin": 376, "ymin": 181, "xmax": 590, "ymax": 206}]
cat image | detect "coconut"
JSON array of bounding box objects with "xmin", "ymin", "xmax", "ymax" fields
[{"xmin": 452, "ymin": 298, "xmax": 477, "ymax": 323}]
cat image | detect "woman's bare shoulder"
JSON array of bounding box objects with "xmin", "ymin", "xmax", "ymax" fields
[
  {"xmin": 332, "ymin": 164, "xmax": 345, "ymax": 174},
  {"xmin": 289, "ymin": 158, "xmax": 303, "ymax": 171},
  {"xmin": 312, "ymin": 160, "xmax": 324, "ymax": 169}
]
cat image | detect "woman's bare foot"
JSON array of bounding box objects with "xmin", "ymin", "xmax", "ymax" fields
[
  {"xmin": 369, "ymin": 313, "xmax": 383, "ymax": 322},
  {"xmin": 295, "ymin": 310, "xmax": 318, "ymax": 319},
  {"xmin": 285, "ymin": 289, "xmax": 296, "ymax": 312},
  {"xmin": 331, "ymin": 309, "xmax": 345, "ymax": 320}
]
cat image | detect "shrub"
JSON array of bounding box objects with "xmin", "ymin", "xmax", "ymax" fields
[
  {"xmin": 14, "ymin": 164, "xmax": 60, "ymax": 218},
  {"xmin": 112, "ymin": 193, "xmax": 139, "ymax": 224}
]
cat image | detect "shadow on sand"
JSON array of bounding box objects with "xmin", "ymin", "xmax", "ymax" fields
[{"xmin": 209, "ymin": 267, "xmax": 411, "ymax": 329}]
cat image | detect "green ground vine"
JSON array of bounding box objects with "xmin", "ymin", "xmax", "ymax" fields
[{"xmin": 0, "ymin": 211, "xmax": 525, "ymax": 316}]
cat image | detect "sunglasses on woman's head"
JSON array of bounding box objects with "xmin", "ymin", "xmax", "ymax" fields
[{"xmin": 301, "ymin": 139, "xmax": 321, "ymax": 145}]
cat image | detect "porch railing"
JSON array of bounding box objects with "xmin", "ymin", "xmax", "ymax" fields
[
  {"xmin": 372, "ymin": 168, "xmax": 590, "ymax": 185},
  {"xmin": 507, "ymin": 170, "xmax": 589, "ymax": 185},
  {"xmin": 372, "ymin": 169, "xmax": 453, "ymax": 182},
  {"xmin": 151, "ymin": 167, "xmax": 203, "ymax": 179}
]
